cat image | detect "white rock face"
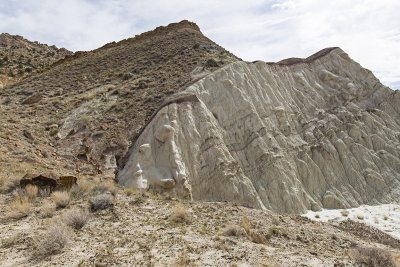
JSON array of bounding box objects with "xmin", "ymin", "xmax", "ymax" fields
[{"xmin": 118, "ymin": 48, "xmax": 400, "ymax": 213}]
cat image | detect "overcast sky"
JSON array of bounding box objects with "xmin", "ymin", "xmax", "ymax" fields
[{"xmin": 1, "ymin": 0, "xmax": 399, "ymax": 89}]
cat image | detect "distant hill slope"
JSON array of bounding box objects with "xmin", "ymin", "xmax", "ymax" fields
[
  {"xmin": 0, "ymin": 33, "xmax": 72, "ymax": 88},
  {"xmin": 0, "ymin": 20, "xmax": 239, "ymax": 178}
]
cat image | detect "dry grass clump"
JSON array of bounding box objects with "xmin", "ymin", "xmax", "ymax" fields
[
  {"xmin": 32, "ymin": 223, "xmax": 71, "ymax": 259},
  {"xmin": 383, "ymin": 215, "xmax": 389, "ymax": 221},
  {"xmin": 91, "ymin": 181, "xmax": 116, "ymax": 196},
  {"xmin": 51, "ymin": 191, "xmax": 70, "ymax": 209},
  {"xmin": 241, "ymin": 217, "xmax": 251, "ymax": 234},
  {"xmin": 341, "ymin": 210, "xmax": 349, "ymax": 217},
  {"xmin": 248, "ymin": 230, "xmax": 266, "ymax": 244},
  {"xmin": 2, "ymin": 176, "xmax": 21, "ymax": 193},
  {"xmin": 25, "ymin": 184, "xmax": 38, "ymax": 200},
  {"xmin": 63, "ymin": 209, "xmax": 90, "ymax": 230},
  {"xmin": 6, "ymin": 196, "xmax": 31, "ymax": 220},
  {"xmin": 223, "ymin": 225, "xmax": 242, "ymax": 237},
  {"xmin": 172, "ymin": 250, "xmax": 191, "ymax": 267},
  {"xmin": 240, "ymin": 217, "xmax": 266, "ymax": 244},
  {"xmin": 89, "ymin": 193, "xmax": 114, "ymax": 212},
  {"xmin": 128, "ymin": 189, "xmax": 148, "ymax": 205},
  {"xmin": 70, "ymin": 180, "xmax": 93, "ymax": 199},
  {"xmin": 169, "ymin": 203, "xmax": 191, "ymax": 224},
  {"xmin": 41, "ymin": 201, "xmax": 56, "ymax": 218},
  {"xmin": 1, "ymin": 233, "xmax": 23, "ymax": 249},
  {"xmin": 351, "ymin": 246, "xmax": 395, "ymax": 267}
]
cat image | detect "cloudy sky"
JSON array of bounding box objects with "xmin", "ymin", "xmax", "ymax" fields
[{"xmin": 1, "ymin": 0, "xmax": 399, "ymax": 89}]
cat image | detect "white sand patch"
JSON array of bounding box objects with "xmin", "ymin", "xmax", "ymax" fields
[{"xmin": 303, "ymin": 204, "xmax": 400, "ymax": 240}]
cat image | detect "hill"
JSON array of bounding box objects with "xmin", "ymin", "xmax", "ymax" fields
[
  {"xmin": 119, "ymin": 47, "xmax": 400, "ymax": 213},
  {"xmin": 0, "ymin": 33, "xmax": 71, "ymax": 88},
  {"xmin": 0, "ymin": 20, "xmax": 238, "ymax": 180}
]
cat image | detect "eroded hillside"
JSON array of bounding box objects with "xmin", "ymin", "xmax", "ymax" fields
[
  {"xmin": 0, "ymin": 20, "xmax": 238, "ymax": 181},
  {"xmin": 118, "ymin": 48, "xmax": 400, "ymax": 213}
]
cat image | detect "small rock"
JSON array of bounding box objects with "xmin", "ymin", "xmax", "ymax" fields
[
  {"xmin": 23, "ymin": 129, "xmax": 35, "ymax": 140},
  {"xmin": 22, "ymin": 93, "xmax": 42, "ymax": 105}
]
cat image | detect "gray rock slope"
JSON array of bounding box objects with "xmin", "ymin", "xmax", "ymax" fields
[{"xmin": 117, "ymin": 47, "xmax": 400, "ymax": 213}]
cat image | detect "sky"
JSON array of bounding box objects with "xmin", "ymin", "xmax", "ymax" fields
[{"xmin": 0, "ymin": 0, "xmax": 399, "ymax": 89}]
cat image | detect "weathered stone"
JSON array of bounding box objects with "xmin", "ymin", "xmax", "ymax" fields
[
  {"xmin": 118, "ymin": 48, "xmax": 400, "ymax": 213},
  {"xmin": 20, "ymin": 173, "xmax": 77, "ymax": 191},
  {"xmin": 22, "ymin": 93, "xmax": 42, "ymax": 105},
  {"xmin": 23, "ymin": 129, "xmax": 34, "ymax": 140}
]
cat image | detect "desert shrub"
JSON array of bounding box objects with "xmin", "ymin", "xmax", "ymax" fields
[
  {"xmin": 169, "ymin": 203, "xmax": 191, "ymax": 223},
  {"xmin": 351, "ymin": 246, "xmax": 395, "ymax": 267},
  {"xmin": 3, "ymin": 177, "xmax": 21, "ymax": 193},
  {"xmin": 241, "ymin": 217, "xmax": 251, "ymax": 234},
  {"xmin": 89, "ymin": 193, "xmax": 114, "ymax": 212},
  {"xmin": 32, "ymin": 224, "xmax": 71, "ymax": 259},
  {"xmin": 63, "ymin": 209, "xmax": 89, "ymax": 230},
  {"xmin": 173, "ymin": 250, "xmax": 191, "ymax": 266},
  {"xmin": 127, "ymin": 189, "xmax": 148, "ymax": 205},
  {"xmin": 41, "ymin": 202, "xmax": 56, "ymax": 218},
  {"xmin": 137, "ymin": 80, "xmax": 148, "ymax": 89},
  {"xmin": 205, "ymin": 58, "xmax": 218, "ymax": 67},
  {"xmin": 51, "ymin": 191, "xmax": 70, "ymax": 209},
  {"xmin": 25, "ymin": 184, "xmax": 38, "ymax": 200},
  {"xmin": 122, "ymin": 73, "xmax": 133, "ymax": 80},
  {"xmin": 91, "ymin": 182, "xmax": 116, "ymax": 196},
  {"xmin": 1, "ymin": 233, "xmax": 23, "ymax": 248},
  {"xmin": 49, "ymin": 128, "xmax": 59, "ymax": 136},
  {"xmin": 248, "ymin": 230, "xmax": 266, "ymax": 244},
  {"xmin": 70, "ymin": 180, "xmax": 93, "ymax": 199},
  {"xmin": 6, "ymin": 196, "xmax": 31, "ymax": 220},
  {"xmin": 269, "ymin": 227, "xmax": 281, "ymax": 236},
  {"xmin": 223, "ymin": 225, "xmax": 242, "ymax": 237},
  {"xmin": 39, "ymin": 187, "xmax": 52, "ymax": 197},
  {"xmin": 70, "ymin": 182, "xmax": 90, "ymax": 199}
]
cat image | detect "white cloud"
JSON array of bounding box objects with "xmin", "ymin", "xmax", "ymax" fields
[{"xmin": 0, "ymin": 0, "xmax": 399, "ymax": 89}]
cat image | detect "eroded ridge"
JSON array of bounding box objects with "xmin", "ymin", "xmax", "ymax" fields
[{"xmin": 119, "ymin": 47, "xmax": 400, "ymax": 213}]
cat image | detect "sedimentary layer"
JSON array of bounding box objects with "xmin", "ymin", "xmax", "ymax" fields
[{"xmin": 118, "ymin": 48, "xmax": 400, "ymax": 213}]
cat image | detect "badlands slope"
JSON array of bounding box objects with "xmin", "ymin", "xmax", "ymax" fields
[{"xmin": 118, "ymin": 47, "xmax": 400, "ymax": 214}]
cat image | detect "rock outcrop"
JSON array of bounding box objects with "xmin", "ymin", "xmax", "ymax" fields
[{"xmin": 118, "ymin": 47, "xmax": 400, "ymax": 213}]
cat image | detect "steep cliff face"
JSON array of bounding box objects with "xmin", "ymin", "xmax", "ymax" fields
[{"xmin": 117, "ymin": 47, "xmax": 400, "ymax": 213}]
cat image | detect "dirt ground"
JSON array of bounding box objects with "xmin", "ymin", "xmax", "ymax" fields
[{"xmin": 1, "ymin": 178, "xmax": 399, "ymax": 267}]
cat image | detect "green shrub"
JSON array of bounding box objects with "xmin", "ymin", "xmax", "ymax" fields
[
  {"xmin": 205, "ymin": 58, "xmax": 218, "ymax": 67},
  {"xmin": 122, "ymin": 73, "xmax": 133, "ymax": 80},
  {"xmin": 49, "ymin": 129, "xmax": 59, "ymax": 136}
]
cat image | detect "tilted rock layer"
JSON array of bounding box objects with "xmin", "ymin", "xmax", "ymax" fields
[{"xmin": 118, "ymin": 48, "xmax": 400, "ymax": 213}]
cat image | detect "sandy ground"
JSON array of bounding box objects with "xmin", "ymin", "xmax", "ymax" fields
[
  {"xmin": 0, "ymin": 183, "xmax": 399, "ymax": 266},
  {"xmin": 303, "ymin": 204, "xmax": 400, "ymax": 240}
]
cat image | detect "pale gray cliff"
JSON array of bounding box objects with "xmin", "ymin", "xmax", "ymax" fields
[{"xmin": 117, "ymin": 48, "xmax": 400, "ymax": 213}]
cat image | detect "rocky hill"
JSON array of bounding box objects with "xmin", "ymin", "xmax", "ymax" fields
[
  {"xmin": 118, "ymin": 47, "xmax": 400, "ymax": 213},
  {"xmin": 0, "ymin": 20, "xmax": 238, "ymax": 180},
  {"xmin": 0, "ymin": 33, "xmax": 71, "ymax": 88}
]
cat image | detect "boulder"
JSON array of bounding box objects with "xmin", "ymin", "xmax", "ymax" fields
[{"xmin": 20, "ymin": 173, "xmax": 77, "ymax": 191}]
